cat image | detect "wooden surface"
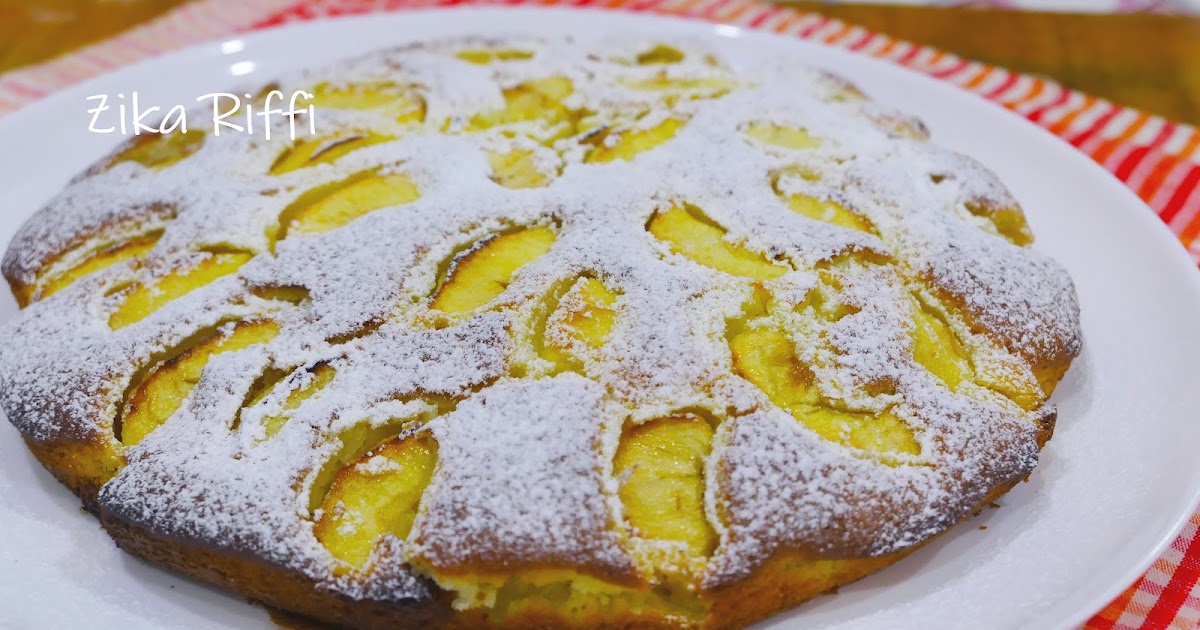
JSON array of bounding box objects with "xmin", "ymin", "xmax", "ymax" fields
[
  {"xmin": 0, "ymin": 0, "xmax": 189, "ymax": 72},
  {"xmin": 786, "ymin": 3, "xmax": 1200, "ymax": 125},
  {"xmin": 0, "ymin": 0, "xmax": 1197, "ymax": 125}
]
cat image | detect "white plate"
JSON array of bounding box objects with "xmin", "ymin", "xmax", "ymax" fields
[{"xmin": 1, "ymin": 8, "xmax": 1198, "ymax": 630}]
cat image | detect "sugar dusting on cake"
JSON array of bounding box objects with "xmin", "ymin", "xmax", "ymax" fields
[{"xmin": 0, "ymin": 34, "xmax": 1080, "ymax": 605}]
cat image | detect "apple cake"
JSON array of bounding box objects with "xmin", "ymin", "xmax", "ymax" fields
[{"xmin": 0, "ymin": 35, "xmax": 1081, "ymax": 629}]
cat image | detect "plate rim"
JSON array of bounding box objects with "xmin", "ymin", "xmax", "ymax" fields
[{"xmin": 1, "ymin": 6, "xmax": 1198, "ymax": 629}]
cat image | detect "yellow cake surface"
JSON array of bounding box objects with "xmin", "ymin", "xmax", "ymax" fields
[{"xmin": 0, "ymin": 35, "xmax": 1080, "ymax": 629}]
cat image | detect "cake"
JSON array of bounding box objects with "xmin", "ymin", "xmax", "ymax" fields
[{"xmin": 0, "ymin": 35, "xmax": 1081, "ymax": 629}]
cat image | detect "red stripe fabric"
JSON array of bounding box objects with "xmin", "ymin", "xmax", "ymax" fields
[{"xmin": 1144, "ymin": 532, "xmax": 1200, "ymax": 628}]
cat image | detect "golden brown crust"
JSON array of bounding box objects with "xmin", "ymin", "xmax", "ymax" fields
[
  {"xmin": 698, "ymin": 476, "xmax": 1025, "ymax": 630},
  {"xmin": 22, "ymin": 434, "xmax": 120, "ymax": 512},
  {"xmin": 14, "ymin": 370, "xmax": 1046, "ymax": 630},
  {"xmin": 101, "ymin": 509, "xmax": 452, "ymax": 630},
  {"xmin": 15, "ymin": 378, "xmax": 1039, "ymax": 630},
  {"xmin": 88, "ymin": 472, "xmax": 1027, "ymax": 630},
  {"xmin": 2, "ymin": 202, "xmax": 175, "ymax": 297},
  {"xmin": 701, "ymin": 551, "xmax": 908, "ymax": 630},
  {"xmin": 924, "ymin": 256, "xmax": 1080, "ymax": 385}
]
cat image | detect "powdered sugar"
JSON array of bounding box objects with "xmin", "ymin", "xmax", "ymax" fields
[
  {"xmin": 409, "ymin": 376, "xmax": 636, "ymax": 579},
  {"xmin": 0, "ymin": 34, "xmax": 1080, "ymax": 609}
]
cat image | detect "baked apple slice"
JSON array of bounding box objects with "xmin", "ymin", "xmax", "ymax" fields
[
  {"xmin": 648, "ymin": 204, "xmax": 786, "ymax": 279},
  {"xmin": 430, "ymin": 226, "xmax": 556, "ymax": 314}
]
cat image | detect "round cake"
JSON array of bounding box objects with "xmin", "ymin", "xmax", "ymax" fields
[{"xmin": 0, "ymin": 35, "xmax": 1081, "ymax": 629}]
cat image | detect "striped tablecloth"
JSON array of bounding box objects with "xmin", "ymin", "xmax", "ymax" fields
[{"xmin": 0, "ymin": 0, "xmax": 1197, "ymax": 627}]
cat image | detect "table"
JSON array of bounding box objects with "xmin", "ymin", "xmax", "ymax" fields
[
  {"xmin": 2, "ymin": 0, "xmax": 1198, "ymax": 125},
  {"xmin": 0, "ymin": 0, "xmax": 187, "ymax": 72},
  {"xmin": 2, "ymin": 1, "xmax": 1197, "ymax": 125},
  {"xmin": 2, "ymin": 0, "xmax": 1200, "ymax": 126},
  {"xmin": 786, "ymin": 3, "xmax": 1200, "ymax": 126}
]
